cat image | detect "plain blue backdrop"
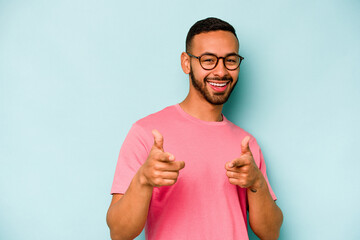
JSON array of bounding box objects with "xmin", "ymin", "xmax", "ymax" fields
[{"xmin": 1, "ymin": 0, "xmax": 359, "ymax": 239}]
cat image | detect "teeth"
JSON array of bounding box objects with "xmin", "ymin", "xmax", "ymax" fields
[{"xmin": 208, "ymin": 82, "xmax": 227, "ymax": 87}]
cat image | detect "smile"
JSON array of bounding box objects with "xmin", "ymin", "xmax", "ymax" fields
[
  {"xmin": 208, "ymin": 82, "xmax": 228, "ymax": 87},
  {"xmin": 206, "ymin": 81, "xmax": 230, "ymax": 92}
]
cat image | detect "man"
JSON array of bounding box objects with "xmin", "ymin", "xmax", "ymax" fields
[{"xmin": 107, "ymin": 17, "xmax": 283, "ymax": 240}]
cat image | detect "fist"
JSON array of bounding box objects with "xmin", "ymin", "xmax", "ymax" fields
[
  {"xmin": 139, "ymin": 129, "xmax": 185, "ymax": 187},
  {"xmin": 225, "ymin": 136, "xmax": 263, "ymax": 191}
]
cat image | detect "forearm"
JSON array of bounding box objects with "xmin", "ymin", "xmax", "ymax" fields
[
  {"xmin": 248, "ymin": 175, "xmax": 283, "ymax": 240},
  {"xmin": 107, "ymin": 171, "xmax": 153, "ymax": 240}
]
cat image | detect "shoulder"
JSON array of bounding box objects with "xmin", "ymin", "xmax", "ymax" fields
[
  {"xmin": 224, "ymin": 117, "xmax": 261, "ymax": 157},
  {"xmin": 119, "ymin": 106, "xmax": 176, "ymax": 154},
  {"xmin": 129, "ymin": 104, "xmax": 178, "ymax": 140},
  {"xmin": 224, "ymin": 117, "xmax": 255, "ymax": 139},
  {"xmin": 134, "ymin": 104, "xmax": 177, "ymax": 129}
]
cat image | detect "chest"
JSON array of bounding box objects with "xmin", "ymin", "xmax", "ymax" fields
[{"xmin": 163, "ymin": 127, "xmax": 243, "ymax": 186}]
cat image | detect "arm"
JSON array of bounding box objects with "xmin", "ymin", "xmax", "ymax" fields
[
  {"xmin": 106, "ymin": 130, "xmax": 185, "ymax": 240},
  {"xmin": 247, "ymin": 173, "xmax": 283, "ymax": 240},
  {"xmin": 225, "ymin": 136, "xmax": 283, "ymax": 240},
  {"xmin": 106, "ymin": 172, "xmax": 153, "ymax": 240}
]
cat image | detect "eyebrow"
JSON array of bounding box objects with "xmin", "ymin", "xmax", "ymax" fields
[{"xmin": 201, "ymin": 51, "xmax": 239, "ymax": 56}]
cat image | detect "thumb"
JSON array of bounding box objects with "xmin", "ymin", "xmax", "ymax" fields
[
  {"xmin": 241, "ymin": 136, "xmax": 251, "ymax": 154},
  {"xmin": 152, "ymin": 129, "xmax": 164, "ymax": 150}
]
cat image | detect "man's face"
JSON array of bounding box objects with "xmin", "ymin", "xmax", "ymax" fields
[{"xmin": 188, "ymin": 31, "xmax": 240, "ymax": 105}]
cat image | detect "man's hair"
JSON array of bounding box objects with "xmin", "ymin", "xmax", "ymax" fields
[{"xmin": 186, "ymin": 17, "xmax": 238, "ymax": 52}]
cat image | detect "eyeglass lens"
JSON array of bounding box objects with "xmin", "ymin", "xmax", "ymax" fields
[{"xmin": 200, "ymin": 54, "xmax": 240, "ymax": 70}]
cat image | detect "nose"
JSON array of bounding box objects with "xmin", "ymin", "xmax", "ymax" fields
[{"xmin": 212, "ymin": 58, "xmax": 228, "ymax": 77}]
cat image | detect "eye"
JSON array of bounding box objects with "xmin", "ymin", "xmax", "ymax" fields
[
  {"xmin": 202, "ymin": 57, "xmax": 216, "ymax": 63},
  {"xmin": 226, "ymin": 56, "xmax": 239, "ymax": 65}
]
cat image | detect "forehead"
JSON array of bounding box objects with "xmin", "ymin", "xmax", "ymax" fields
[{"xmin": 191, "ymin": 30, "xmax": 239, "ymax": 55}]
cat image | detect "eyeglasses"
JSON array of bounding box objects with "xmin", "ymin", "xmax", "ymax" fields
[{"xmin": 187, "ymin": 52, "xmax": 244, "ymax": 71}]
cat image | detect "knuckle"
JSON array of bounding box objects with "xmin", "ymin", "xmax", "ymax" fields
[
  {"xmin": 153, "ymin": 163, "xmax": 161, "ymax": 170},
  {"xmin": 152, "ymin": 171, "xmax": 160, "ymax": 179},
  {"xmin": 229, "ymin": 178, "xmax": 237, "ymax": 185},
  {"xmin": 153, "ymin": 178, "xmax": 162, "ymax": 186},
  {"xmin": 164, "ymin": 179, "xmax": 176, "ymax": 186}
]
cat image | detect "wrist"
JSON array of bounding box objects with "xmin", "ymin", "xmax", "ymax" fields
[
  {"xmin": 248, "ymin": 170, "xmax": 265, "ymax": 192},
  {"xmin": 135, "ymin": 167, "xmax": 153, "ymax": 189}
]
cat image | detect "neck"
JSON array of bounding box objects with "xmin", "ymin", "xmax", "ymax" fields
[{"xmin": 179, "ymin": 92, "xmax": 223, "ymax": 122}]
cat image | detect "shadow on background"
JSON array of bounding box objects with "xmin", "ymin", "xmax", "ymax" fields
[
  {"xmin": 223, "ymin": 64, "xmax": 289, "ymax": 240},
  {"xmin": 222, "ymin": 64, "xmax": 248, "ymax": 122}
]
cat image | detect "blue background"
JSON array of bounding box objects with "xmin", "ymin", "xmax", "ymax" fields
[{"xmin": 1, "ymin": 0, "xmax": 359, "ymax": 239}]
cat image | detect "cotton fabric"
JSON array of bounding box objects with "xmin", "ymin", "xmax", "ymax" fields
[{"xmin": 111, "ymin": 104, "xmax": 276, "ymax": 240}]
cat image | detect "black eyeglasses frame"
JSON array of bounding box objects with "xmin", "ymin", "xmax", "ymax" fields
[{"xmin": 186, "ymin": 52, "xmax": 244, "ymax": 71}]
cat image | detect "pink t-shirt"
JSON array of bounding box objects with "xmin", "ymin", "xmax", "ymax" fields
[{"xmin": 111, "ymin": 104, "xmax": 276, "ymax": 240}]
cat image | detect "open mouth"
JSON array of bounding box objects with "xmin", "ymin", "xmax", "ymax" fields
[{"xmin": 207, "ymin": 81, "xmax": 230, "ymax": 92}]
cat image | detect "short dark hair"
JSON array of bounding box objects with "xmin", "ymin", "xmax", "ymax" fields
[{"xmin": 186, "ymin": 17, "xmax": 238, "ymax": 52}]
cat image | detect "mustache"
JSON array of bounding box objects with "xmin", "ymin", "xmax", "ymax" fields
[{"xmin": 205, "ymin": 76, "xmax": 233, "ymax": 82}]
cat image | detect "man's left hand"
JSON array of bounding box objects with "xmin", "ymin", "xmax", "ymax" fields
[{"xmin": 225, "ymin": 136, "xmax": 264, "ymax": 191}]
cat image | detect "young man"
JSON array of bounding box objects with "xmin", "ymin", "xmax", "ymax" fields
[{"xmin": 107, "ymin": 17, "xmax": 283, "ymax": 240}]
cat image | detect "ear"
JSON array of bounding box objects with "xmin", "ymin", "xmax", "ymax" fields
[{"xmin": 181, "ymin": 52, "xmax": 191, "ymax": 74}]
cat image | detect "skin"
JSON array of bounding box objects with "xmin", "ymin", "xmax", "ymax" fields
[
  {"xmin": 106, "ymin": 130, "xmax": 185, "ymax": 240},
  {"xmin": 107, "ymin": 30, "xmax": 283, "ymax": 240},
  {"xmin": 180, "ymin": 31, "xmax": 283, "ymax": 239},
  {"xmin": 180, "ymin": 31, "xmax": 240, "ymax": 122}
]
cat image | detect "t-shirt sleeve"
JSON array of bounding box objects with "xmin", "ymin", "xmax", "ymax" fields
[
  {"xmin": 110, "ymin": 123, "xmax": 151, "ymax": 194},
  {"xmin": 250, "ymin": 138, "xmax": 277, "ymax": 201}
]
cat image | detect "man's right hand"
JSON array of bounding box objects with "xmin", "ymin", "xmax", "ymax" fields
[{"xmin": 138, "ymin": 129, "xmax": 185, "ymax": 187}]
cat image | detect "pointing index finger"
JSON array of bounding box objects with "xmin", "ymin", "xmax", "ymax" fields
[
  {"xmin": 158, "ymin": 152, "xmax": 175, "ymax": 162},
  {"xmin": 228, "ymin": 158, "xmax": 247, "ymax": 168}
]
